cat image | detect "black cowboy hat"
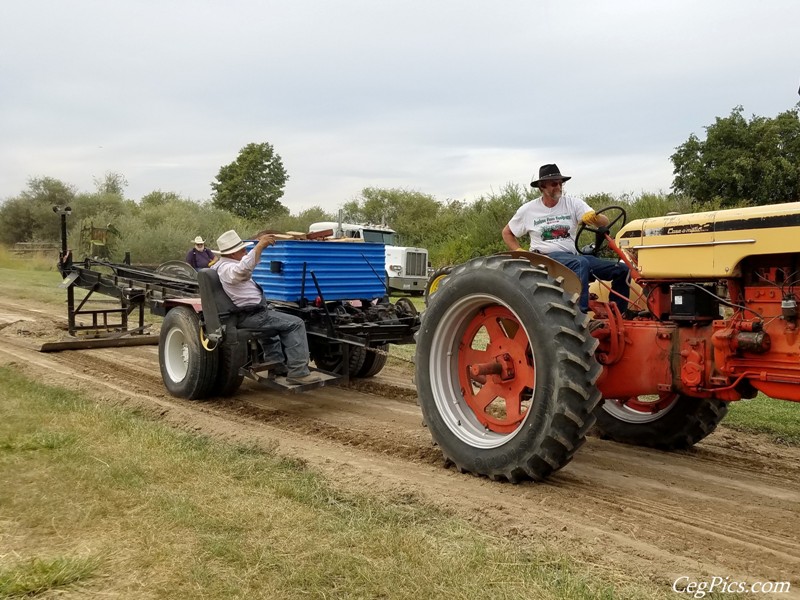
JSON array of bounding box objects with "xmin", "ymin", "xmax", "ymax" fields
[{"xmin": 531, "ymin": 163, "xmax": 572, "ymax": 187}]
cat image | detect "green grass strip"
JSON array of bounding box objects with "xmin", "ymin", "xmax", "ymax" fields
[
  {"xmin": 724, "ymin": 394, "xmax": 800, "ymax": 445},
  {"xmin": 0, "ymin": 557, "xmax": 100, "ymax": 597}
]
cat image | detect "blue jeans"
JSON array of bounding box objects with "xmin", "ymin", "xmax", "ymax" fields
[
  {"xmin": 548, "ymin": 252, "xmax": 630, "ymax": 313},
  {"xmin": 238, "ymin": 309, "xmax": 311, "ymax": 378}
]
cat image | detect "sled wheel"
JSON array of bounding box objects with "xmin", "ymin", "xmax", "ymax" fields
[
  {"xmin": 424, "ymin": 266, "xmax": 452, "ymax": 307},
  {"xmin": 415, "ymin": 255, "xmax": 602, "ymax": 482},
  {"xmin": 311, "ymin": 342, "xmax": 367, "ymax": 377},
  {"xmin": 595, "ymin": 393, "xmax": 728, "ymax": 449},
  {"xmin": 357, "ymin": 343, "xmax": 389, "ymax": 378},
  {"xmin": 156, "ymin": 260, "xmax": 197, "ymax": 280},
  {"xmin": 159, "ymin": 306, "xmax": 219, "ymax": 399},
  {"xmin": 210, "ymin": 342, "xmax": 245, "ymax": 397}
]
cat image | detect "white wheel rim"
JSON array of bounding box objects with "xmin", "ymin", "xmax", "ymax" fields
[{"xmin": 164, "ymin": 326, "xmax": 189, "ymax": 383}]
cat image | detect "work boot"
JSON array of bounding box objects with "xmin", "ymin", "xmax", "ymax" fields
[
  {"xmin": 252, "ymin": 360, "xmax": 284, "ymax": 374},
  {"xmin": 271, "ymin": 364, "xmax": 289, "ymax": 377},
  {"xmin": 286, "ymin": 372, "xmax": 323, "ymax": 385}
]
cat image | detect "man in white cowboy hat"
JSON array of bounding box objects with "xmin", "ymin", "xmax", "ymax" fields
[
  {"xmin": 501, "ymin": 163, "xmax": 630, "ymax": 315},
  {"xmin": 212, "ymin": 229, "xmax": 322, "ymax": 385},
  {"xmin": 185, "ymin": 235, "xmax": 216, "ymax": 270}
]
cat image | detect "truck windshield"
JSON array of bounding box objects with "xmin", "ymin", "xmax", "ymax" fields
[{"xmin": 362, "ymin": 230, "xmax": 396, "ymax": 245}]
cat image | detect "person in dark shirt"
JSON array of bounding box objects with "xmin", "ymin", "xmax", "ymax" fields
[{"xmin": 185, "ymin": 236, "xmax": 215, "ymax": 270}]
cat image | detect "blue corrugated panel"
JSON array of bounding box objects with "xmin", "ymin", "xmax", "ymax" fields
[{"xmin": 251, "ymin": 240, "xmax": 387, "ymax": 302}]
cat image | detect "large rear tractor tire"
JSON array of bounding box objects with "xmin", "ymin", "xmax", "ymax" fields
[
  {"xmin": 159, "ymin": 307, "xmax": 219, "ymax": 400},
  {"xmin": 594, "ymin": 393, "xmax": 728, "ymax": 449},
  {"xmin": 415, "ymin": 255, "xmax": 602, "ymax": 482}
]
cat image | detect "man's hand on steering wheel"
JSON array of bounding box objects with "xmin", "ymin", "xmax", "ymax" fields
[{"xmin": 575, "ymin": 205, "xmax": 627, "ymax": 256}]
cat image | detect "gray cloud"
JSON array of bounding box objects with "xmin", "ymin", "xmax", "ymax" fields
[{"xmin": 1, "ymin": 0, "xmax": 798, "ymax": 210}]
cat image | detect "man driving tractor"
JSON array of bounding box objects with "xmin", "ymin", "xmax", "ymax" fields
[{"xmin": 501, "ymin": 163, "xmax": 630, "ymax": 314}]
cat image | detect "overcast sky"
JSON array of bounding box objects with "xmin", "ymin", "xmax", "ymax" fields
[{"xmin": 1, "ymin": 1, "xmax": 798, "ymax": 213}]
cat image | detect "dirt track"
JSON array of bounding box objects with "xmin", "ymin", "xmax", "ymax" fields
[{"xmin": 1, "ymin": 296, "xmax": 799, "ymax": 597}]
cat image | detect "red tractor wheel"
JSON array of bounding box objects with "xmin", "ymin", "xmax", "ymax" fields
[
  {"xmin": 595, "ymin": 393, "xmax": 728, "ymax": 449},
  {"xmin": 415, "ymin": 255, "xmax": 602, "ymax": 482}
]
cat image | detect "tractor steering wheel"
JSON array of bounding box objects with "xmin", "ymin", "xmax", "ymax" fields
[{"xmin": 574, "ymin": 205, "xmax": 627, "ymax": 256}]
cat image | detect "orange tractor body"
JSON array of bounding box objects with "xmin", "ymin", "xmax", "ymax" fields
[{"xmin": 416, "ymin": 202, "xmax": 800, "ymax": 482}]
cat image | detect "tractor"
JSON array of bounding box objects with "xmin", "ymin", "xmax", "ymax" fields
[{"xmin": 415, "ymin": 202, "xmax": 800, "ymax": 482}]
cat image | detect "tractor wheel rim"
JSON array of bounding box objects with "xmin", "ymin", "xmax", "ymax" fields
[
  {"xmin": 602, "ymin": 392, "xmax": 679, "ymax": 423},
  {"xmin": 428, "ymin": 275, "xmax": 447, "ymax": 295},
  {"xmin": 430, "ymin": 293, "xmax": 535, "ymax": 448}
]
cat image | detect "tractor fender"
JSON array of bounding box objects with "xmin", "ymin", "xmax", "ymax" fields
[{"xmin": 500, "ymin": 250, "xmax": 582, "ymax": 298}]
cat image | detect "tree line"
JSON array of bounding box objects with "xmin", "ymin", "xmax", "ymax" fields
[{"xmin": 1, "ymin": 105, "xmax": 798, "ymax": 267}]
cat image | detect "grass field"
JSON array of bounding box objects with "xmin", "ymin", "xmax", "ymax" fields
[
  {"xmin": 0, "ymin": 367, "xmax": 679, "ymax": 600},
  {"xmin": 0, "ymin": 248, "xmax": 65, "ymax": 308}
]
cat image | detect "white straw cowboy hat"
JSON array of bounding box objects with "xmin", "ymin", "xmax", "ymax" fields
[
  {"xmin": 531, "ymin": 163, "xmax": 572, "ymax": 188},
  {"xmin": 216, "ymin": 230, "xmax": 248, "ymax": 255},
  {"xmin": 193, "ymin": 236, "xmax": 205, "ymax": 244}
]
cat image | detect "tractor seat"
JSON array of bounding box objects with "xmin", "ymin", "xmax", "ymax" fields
[{"xmin": 196, "ymin": 268, "xmax": 264, "ymax": 346}]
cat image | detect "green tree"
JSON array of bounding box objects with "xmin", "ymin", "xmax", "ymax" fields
[
  {"xmin": 140, "ymin": 190, "xmax": 186, "ymax": 208},
  {"xmin": 439, "ymin": 183, "xmax": 532, "ymax": 264},
  {"xmin": 671, "ymin": 105, "xmax": 800, "ymax": 206},
  {"xmin": 93, "ymin": 171, "xmax": 128, "ymax": 196},
  {"xmin": 114, "ymin": 197, "xmax": 250, "ymax": 264},
  {"xmin": 70, "ymin": 192, "xmax": 130, "ymax": 222},
  {"xmin": 343, "ymin": 187, "xmax": 443, "ymax": 248},
  {"xmin": 0, "ymin": 177, "xmax": 76, "ymax": 244},
  {"xmin": 211, "ymin": 142, "xmax": 289, "ymax": 220},
  {"xmin": 65, "ymin": 172, "xmax": 133, "ymax": 259},
  {"xmin": 265, "ymin": 205, "xmax": 335, "ymax": 236}
]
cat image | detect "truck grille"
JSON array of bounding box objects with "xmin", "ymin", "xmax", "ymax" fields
[{"xmin": 405, "ymin": 252, "xmax": 427, "ymax": 277}]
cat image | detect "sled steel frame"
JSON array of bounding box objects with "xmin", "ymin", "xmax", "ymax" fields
[{"xmin": 59, "ymin": 259, "xmax": 198, "ymax": 339}]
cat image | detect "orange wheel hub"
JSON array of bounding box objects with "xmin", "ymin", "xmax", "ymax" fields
[{"xmin": 457, "ymin": 305, "xmax": 535, "ymax": 434}]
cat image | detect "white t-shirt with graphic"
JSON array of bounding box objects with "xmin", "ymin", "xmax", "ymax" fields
[{"xmin": 507, "ymin": 195, "xmax": 592, "ymax": 255}]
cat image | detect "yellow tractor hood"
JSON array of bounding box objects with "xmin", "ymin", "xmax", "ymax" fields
[{"xmin": 616, "ymin": 202, "xmax": 800, "ymax": 278}]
